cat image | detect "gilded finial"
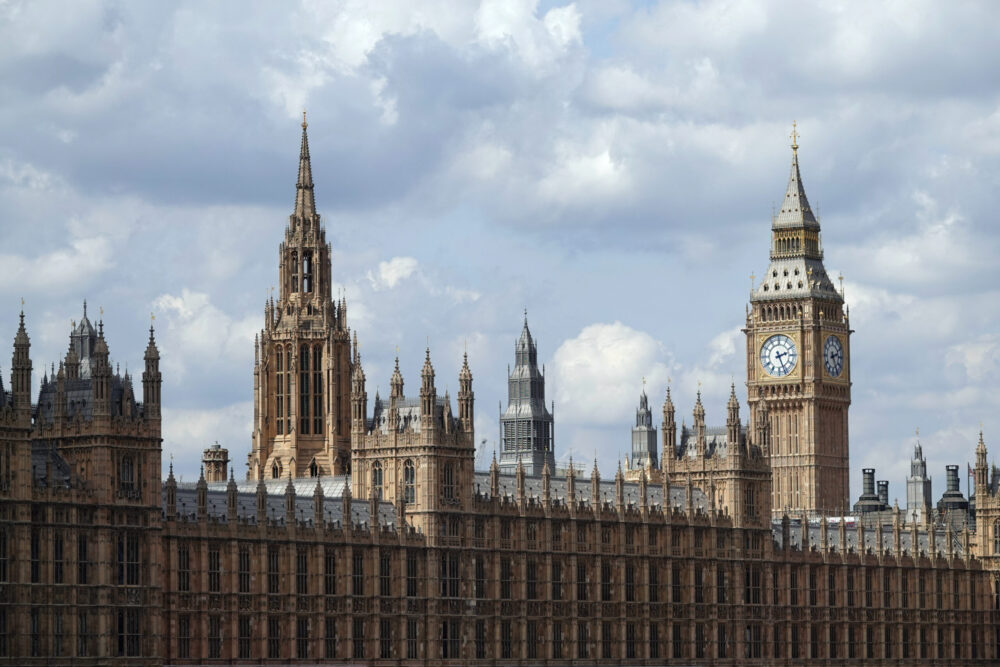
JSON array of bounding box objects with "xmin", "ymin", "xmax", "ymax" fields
[
  {"xmin": 302, "ymin": 110, "xmax": 307, "ymax": 129},
  {"xmin": 790, "ymin": 120, "xmax": 799, "ymax": 152},
  {"xmin": 20, "ymin": 296, "xmax": 24, "ymax": 308}
]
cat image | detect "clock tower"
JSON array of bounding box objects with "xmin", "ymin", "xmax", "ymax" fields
[{"xmin": 745, "ymin": 127, "xmax": 851, "ymax": 517}]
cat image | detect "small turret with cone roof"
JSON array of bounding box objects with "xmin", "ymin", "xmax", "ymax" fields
[
  {"xmin": 227, "ymin": 469, "xmax": 238, "ymax": 522},
  {"xmin": 196, "ymin": 466, "xmax": 208, "ymax": 521},
  {"xmin": 419, "ymin": 347, "xmax": 436, "ymax": 429},
  {"xmin": 143, "ymin": 320, "xmax": 161, "ymax": 420},
  {"xmin": 489, "ymin": 451, "xmax": 500, "ymax": 498},
  {"xmin": 693, "ymin": 389, "xmax": 706, "ymax": 456},
  {"xmin": 285, "ymin": 470, "xmax": 297, "ymax": 524},
  {"xmin": 11, "ymin": 303, "xmax": 31, "ymax": 418},
  {"xmin": 661, "ymin": 382, "xmax": 676, "ymax": 465},
  {"xmin": 458, "ymin": 350, "xmax": 474, "ymax": 432},
  {"xmin": 726, "ymin": 383, "xmax": 743, "ymax": 454},
  {"xmin": 165, "ymin": 459, "xmax": 177, "ymax": 519}
]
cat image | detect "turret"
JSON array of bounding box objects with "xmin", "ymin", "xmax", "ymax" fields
[
  {"xmin": 165, "ymin": 462, "xmax": 177, "ymax": 520},
  {"xmin": 143, "ymin": 324, "xmax": 161, "ymax": 420},
  {"xmin": 351, "ymin": 359, "xmax": 367, "ymax": 434},
  {"xmin": 458, "ymin": 352, "xmax": 474, "ymax": 432},
  {"xmin": 591, "ymin": 460, "xmax": 601, "ymax": 511},
  {"xmin": 196, "ymin": 466, "xmax": 208, "ymax": 521},
  {"xmin": 542, "ymin": 461, "xmax": 551, "ymax": 508},
  {"xmin": 975, "ymin": 430, "xmax": 988, "ymax": 492},
  {"xmin": 614, "ymin": 462, "xmax": 625, "ymax": 512},
  {"xmin": 285, "ymin": 471, "xmax": 296, "ymax": 524},
  {"xmin": 389, "ymin": 357, "xmax": 403, "ymax": 430},
  {"xmin": 10, "ymin": 309, "xmax": 31, "ymax": 420},
  {"xmin": 566, "ymin": 458, "xmax": 576, "ymax": 510},
  {"xmin": 420, "ymin": 348, "xmax": 436, "ymax": 434},
  {"xmin": 313, "ymin": 477, "xmax": 325, "ymax": 524},
  {"xmin": 91, "ymin": 320, "xmax": 111, "ymax": 417},
  {"xmin": 661, "ymin": 385, "xmax": 676, "ymax": 465},
  {"xmin": 693, "ymin": 391, "xmax": 706, "ymax": 456},
  {"xmin": 516, "ymin": 460, "xmax": 526, "ymax": 510},
  {"xmin": 227, "ymin": 471, "xmax": 238, "ymax": 522},
  {"xmin": 726, "ymin": 383, "xmax": 742, "ymax": 454},
  {"xmin": 342, "ymin": 482, "xmax": 353, "ymax": 526},
  {"xmin": 256, "ymin": 476, "xmax": 268, "ymax": 523},
  {"xmin": 489, "ymin": 452, "xmax": 500, "ymax": 499}
]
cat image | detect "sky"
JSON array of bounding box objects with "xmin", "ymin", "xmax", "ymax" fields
[{"xmin": 2, "ymin": 0, "xmax": 999, "ymax": 506}]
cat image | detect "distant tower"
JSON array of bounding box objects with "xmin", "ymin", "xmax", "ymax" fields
[
  {"xmin": 630, "ymin": 386, "xmax": 657, "ymax": 470},
  {"xmin": 906, "ymin": 437, "xmax": 932, "ymax": 524},
  {"xmin": 499, "ymin": 314, "xmax": 554, "ymax": 475}
]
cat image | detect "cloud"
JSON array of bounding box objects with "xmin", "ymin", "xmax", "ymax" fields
[
  {"xmin": 367, "ymin": 256, "xmax": 419, "ymax": 290},
  {"xmin": 152, "ymin": 289, "xmax": 257, "ymax": 384},
  {"xmin": 552, "ymin": 321, "xmax": 672, "ymax": 426},
  {"xmin": 162, "ymin": 401, "xmax": 253, "ymax": 479}
]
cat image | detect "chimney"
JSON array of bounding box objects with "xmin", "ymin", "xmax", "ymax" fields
[
  {"xmin": 877, "ymin": 480, "xmax": 889, "ymax": 507},
  {"xmin": 862, "ymin": 468, "xmax": 876, "ymax": 497},
  {"xmin": 945, "ymin": 465, "xmax": 960, "ymax": 494}
]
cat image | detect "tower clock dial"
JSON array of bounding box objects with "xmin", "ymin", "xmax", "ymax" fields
[
  {"xmin": 760, "ymin": 334, "xmax": 797, "ymax": 377},
  {"xmin": 824, "ymin": 335, "xmax": 844, "ymax": 377}
]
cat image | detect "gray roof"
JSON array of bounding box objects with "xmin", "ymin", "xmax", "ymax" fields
[
  {"xmin": 472, "ymin": 471, "xmax": 708, "ymax": 513},
  {"xmin": 168, "ymin": 475, "xmax": 398, "ymax": 528},
  {"xmin": 771, "ymin": 517, "xmax": 968, "ymax": 558}
]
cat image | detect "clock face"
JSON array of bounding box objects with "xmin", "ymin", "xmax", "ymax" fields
[
  {"xmin": 760, "ymin": 334, "xmax": 798, "ymax": 377},
  {"xmin": 824, "ymin": 335, "xmax": 844, "ymax": 377}
]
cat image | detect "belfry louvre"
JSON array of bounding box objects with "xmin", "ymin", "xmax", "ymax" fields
[{"xmin": 0, "ymin": 120, "xmax": 998, "ymax": 665}]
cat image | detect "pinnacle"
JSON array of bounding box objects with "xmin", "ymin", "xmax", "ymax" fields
[
  {"xmin": 293, "ymin": 119, "xmax": 317, "ymax": 220},
  {"xmin": 773, "ymin": 139, "xmax": 819, "ymax": 231}
]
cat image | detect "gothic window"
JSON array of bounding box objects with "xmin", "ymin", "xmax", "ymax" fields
[
  {"xmin": 313, "ymin": 345, "xmax": 323, "ymax": 434},
  {"xmin": 994, "ymin": 520, "xmax": 1000, "ymax": 554},
  {"xmin": 300, "ymin": 345, "xmax": 310, "ymax": 434},
  {"xmin": 272, "ymin": 463, "xmax": 279, "ymax": 480},
  {"xmin": 403, "ymin": 460, "xmax": 415, "ymax": 504},
  {"xmin": 443, "ymin": 463, "xmax": 455, "ymax": 501},
  {"xmin": 120, "ymin": 456, "xmax": 135, "ymax": 495},
  {"xmin": 291, "ymin": 251, "xmax": 299, "ymax": 292},
  {"xmin": 372, "ymin": 461, "xmax": 383, "ymax": 499},
  {"xmin": 276, "ymin": 347, "xmax": 284, "ymax": 435},
  {"xmin": 303, "ymin": 251, "xmax": 313, "ymax": 293},
  {"xmin": 309, "ymin": 460, "xmax": 318, "ymax": 477}
]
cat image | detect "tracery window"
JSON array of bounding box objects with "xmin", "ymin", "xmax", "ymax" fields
[
  {"xmin": 993, "ymin": 520, "xmax": 1000, "ymax": 554},
  {"xmin": 300, "ymin": 345, "xmax": 311, "ymax": 434},
  {"xmin": 403, "ymin": 460, "xmax": 415, "ymax": 504},
  {"xmin": 372, "ymin": 461, "xmax": 383, "ymax": 499},
  {"xmin": 276, "ymin": 347, "xmax": 284, "ymax": 435},
  {"xmin": 443, "ymin": 463, "xmax": 455, "ymax": 501},
  {"xmin": 312, "ymin": 345, "xmax": 323, "ymax": 434}
]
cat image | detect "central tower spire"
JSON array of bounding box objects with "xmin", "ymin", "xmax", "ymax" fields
[{"xmin": 248, "ymin": 118, "xmax": 353, "ymax": 480}]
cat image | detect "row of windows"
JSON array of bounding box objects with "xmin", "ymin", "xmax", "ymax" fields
[
  {"xmin": 0, "ymin": 528, "xmax": 132, "ymax": 587},
  {"xmin": 274, "ymin": 343, "xmax": 324, "ymax": 437},
  {"xmin": 167, "ymin": 539, "xmax": 986, "ymax": 613},
  {"xmin": 0, "ymin": 608, "xmax": 135, "ymax": 658}
]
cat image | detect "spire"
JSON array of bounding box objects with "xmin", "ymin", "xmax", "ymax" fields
[
  {"xmin": 293, "ymin": 111, "xmax": 316, "ymax": 219},
  {"xmin": 774, "ymin": 121, "xmax": 819, "ymax": 232},
  {"xmin": 390, "ymin": 355, "xmax": 403, "ymax": 399}
]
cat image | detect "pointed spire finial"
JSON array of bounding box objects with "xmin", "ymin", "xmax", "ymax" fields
[
  {"xmin": 302, "ymin": 109, "xmax": 307, "ymax": 129},
  {"xmin": 790, "ymin": 120, "xmax": 799, "ymax": 152}
]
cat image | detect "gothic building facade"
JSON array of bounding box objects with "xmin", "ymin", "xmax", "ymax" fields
[{"xmin": 0, "ymin": 123, "xmax": 999, "ymax": 666}]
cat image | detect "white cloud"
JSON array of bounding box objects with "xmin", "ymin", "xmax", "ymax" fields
[
  {"xmin": 552, "ymin": 322, "xmax": 671, "ymax": 426},
  {"xmin": 162, "ymin": 401, "xmax": 253, "ymax": 479},
  {"xmin": 367, "ymin": 256, "xmax": 419, "ymax": 290},
  {"xmin": 152, "ymin": 289, "xmax": 257, "ymax": 382}
]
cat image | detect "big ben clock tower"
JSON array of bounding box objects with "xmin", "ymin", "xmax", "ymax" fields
[{"xmin": 745, "ymin": 125, "xmax": 851, "ymax": 517}]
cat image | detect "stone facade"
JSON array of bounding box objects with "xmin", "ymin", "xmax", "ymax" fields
[{"xmin": 1, "ymin": 123, "xmax": 999, "ymax": 665}]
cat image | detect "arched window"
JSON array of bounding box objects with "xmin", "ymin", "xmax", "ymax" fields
[
  {"xmin": 372, "ymin": 461, "xmax": 383, "ymax": 499},
  {"xmin": 404, "ymin": 460, "xmax": 415, "ymax": 504},
  {"xmin": 312, "ymin": 345, "xmax": 323, "ymax": 435},
  {"xmin": 309, "ymin": 460, "xmax": 318, "ymax": 477},
  {"xmin": 302, "ymin": 251, "xmax": 313, "ymax": 293},
  {"xmin": 121, "ymin": 456, "xmax": 135, "ymax": 493},
  {"xmin": 276, "ymin": 346, "xmax": 285, "ymax": 435},
  {"xmin": 993, "ymin": 520, "xmax": 1000, "ymax": 554},
  {"xmin": 290, "ymin": 251, "xmax": 299, "ymax": 292},
  {"xmin": 299, "ymin": 345, "xmax": 310, "ymax": 435},
  {"xmin": 443, "ymin": 463, "xmax": 455, "ymax": 501},
  {"xmin": 272, "ymin": 463, "xmax": 279, "ymax": 480}
]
